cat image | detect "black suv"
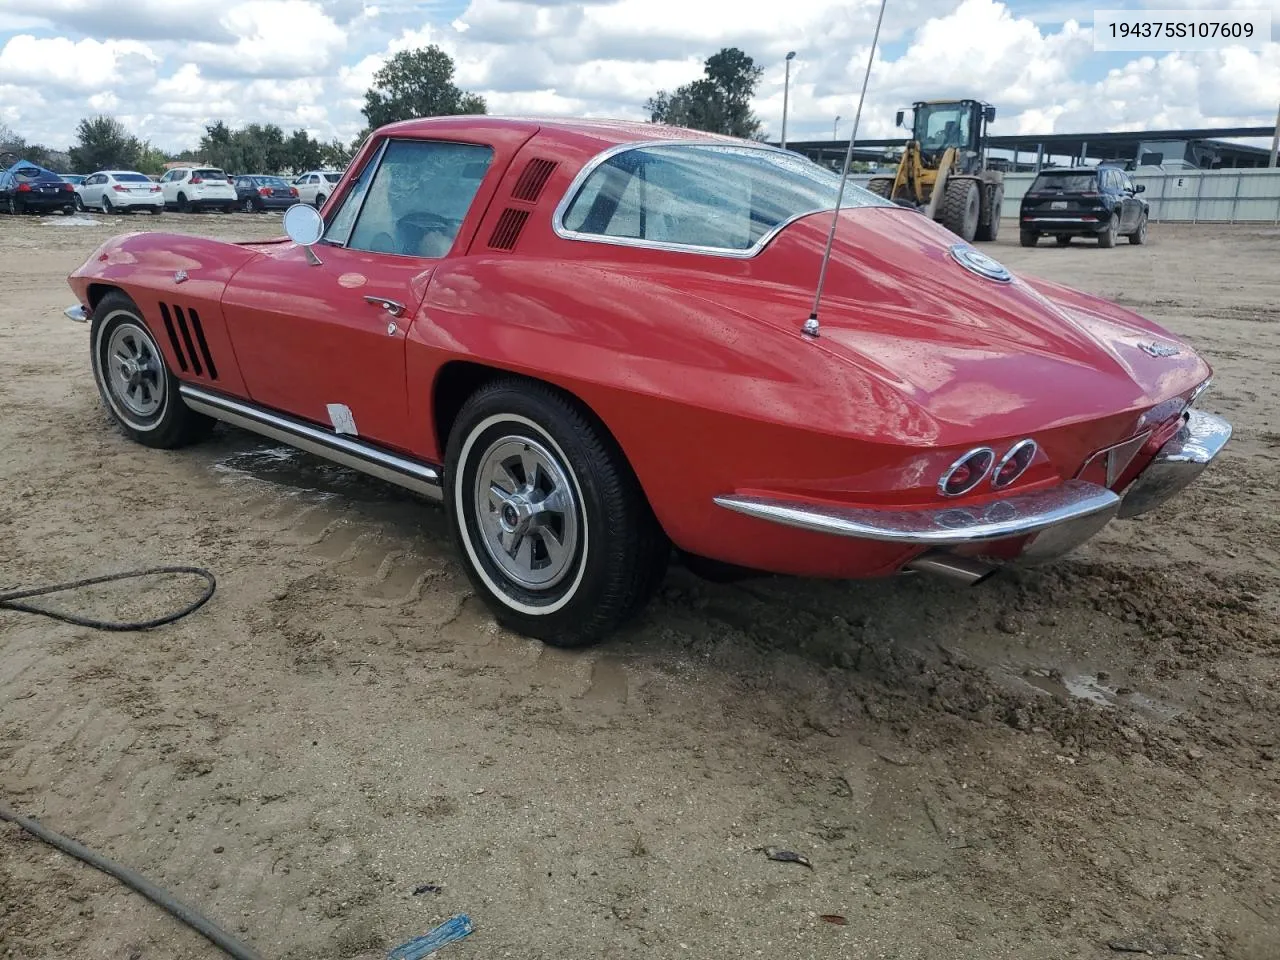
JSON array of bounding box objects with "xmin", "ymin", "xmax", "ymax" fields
[{"xmin": 1019, "ymin": 166, "xmax": 1148, "ymax": 248}]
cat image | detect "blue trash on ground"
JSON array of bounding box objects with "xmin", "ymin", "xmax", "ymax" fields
[{"xmin": 387, "ymin": 914, "xmax": 474, "ymax": 959}]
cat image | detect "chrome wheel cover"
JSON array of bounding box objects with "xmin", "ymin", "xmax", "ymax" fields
[
  {"xmin": 105, "ymin": 321, "xmax": 165, "ymax": 419},
  {"xmin": 473, "ymin": 435, "xmax": 579, "ymax": 590}
]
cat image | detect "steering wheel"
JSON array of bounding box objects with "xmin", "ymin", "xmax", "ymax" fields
[{"xmin": 398, "ymin": 210, "xmax": 457, "ymax": 234}]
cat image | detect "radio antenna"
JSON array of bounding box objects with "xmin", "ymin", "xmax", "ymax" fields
[{"xmin": 803, "ymin": 0, "xmax": 890, "ymax": 338}]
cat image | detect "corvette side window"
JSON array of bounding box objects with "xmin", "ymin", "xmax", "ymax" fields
[{"xmin": 343, "ymin": 139, "xmax": 494, "ymax": 258}]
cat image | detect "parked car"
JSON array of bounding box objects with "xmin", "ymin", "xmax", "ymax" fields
[
  {"xmin": 62, "ymin": 173, "xmax": 87, "ymax": 186},
  {"xmin": 77, "ymin": 171, "xmax": 165, "ymax": 215},
  {"xmin": 292, "ymin": 170, "xmax": 342, "ymax": 208},
  {"xmin": 159, "ymin": 166, "xmax": 237, "ymax": 213},
  {"xmin": 233, "ymin": 175, "xmax": 299, "ymax": 213},
  {"xmin": 1019, "ymin": 166, "xmax": 1148, "ymax": 248},
  {"xmin": 1, "ymin": 160, "xmax": 76, "ymax": 215},
  {"xmin": 63, "ymin": 117, "xmax": 1230, "ymax": 647}
]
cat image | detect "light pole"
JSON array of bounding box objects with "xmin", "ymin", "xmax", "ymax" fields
[
  {"xmin": 833, "ymin": 115, "xmax": 840, "ymax": 140},
  {"xmin": 780, "ymin": 51, "xmax": 796, "ymax": 149}
]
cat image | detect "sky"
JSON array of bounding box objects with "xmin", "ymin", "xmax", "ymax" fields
[{"xmin": 0, "ymin": 0, "xmax": 1277, "ymax": 153}]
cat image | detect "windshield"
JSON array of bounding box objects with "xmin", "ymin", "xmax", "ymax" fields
[
  {"xmin": 113, "ymin": 173, "xmax": 151, "ymax": 182},
  {"xmin": 195, "ymin": 168, "xmax": 227, "ymax": 179},
  {"xmin": 560, "ymin": 143, "xmax": 889, "ymax": 253},
  {"xmin": 324, "ymin": 173, "xmax": 341, "ymax": 183},
  {"xmin": 914, "ymin": 103, "xmax": 972, "ymax": 151},
  {"xmin": 1030, "ymin": 173, "xmax": 1098, "ymax": 192}
]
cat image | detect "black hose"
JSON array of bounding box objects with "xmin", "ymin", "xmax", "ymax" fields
[
  {"xmin": 0, "ymin": 804, "xmax": 262, "ymax": 960},
  {"xmin": 0, "ymin": 566, "xmax": 216, "ymax": 630}
]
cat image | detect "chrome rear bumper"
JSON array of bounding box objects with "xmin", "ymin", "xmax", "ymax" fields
[
  {"xmin": 714, "ymin": 480, "xmax": 1120, "ymax": 551},
  {"xmin": 1117, "ymin": 409, "xmax": 1232, "ymax": 518},
  {"xmin": 714, "ymin": 408, "xmax": 1231, "ymax": 560}
]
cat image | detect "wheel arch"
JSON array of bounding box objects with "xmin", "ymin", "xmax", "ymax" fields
[
  {"xmin": 87, "ymin": 282, "xmax": 126, "ymax": 311},
  {"xmin": 431, "ymin": 359, "xmax": 659, "ymax": 522}
]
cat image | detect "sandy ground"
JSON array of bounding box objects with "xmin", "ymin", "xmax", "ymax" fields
[{"xmin": 1, "ymin": 210, "xmax": 1277, "ymax": 960}]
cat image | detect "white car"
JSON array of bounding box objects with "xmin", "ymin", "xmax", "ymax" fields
[
  {"xmin": 292, "ymin": 170, "xmax": 343, "ymax": 208},
  {"xmin": 159, "ymin": 166, "xmax": 237, "ymax": 213},
  {"xmin": 76, "ymin": 171, "xmax": 165, "ymax": 215}
]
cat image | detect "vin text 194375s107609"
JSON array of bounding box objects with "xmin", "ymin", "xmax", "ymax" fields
[{"xmin": 62, "ymin": 116, "xmax": 1231, "ymax": 647}]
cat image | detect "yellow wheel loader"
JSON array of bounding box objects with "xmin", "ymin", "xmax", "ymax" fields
[{"xmin": 867, "ymin": 99, "xmax": 1003, "ymax": 243}]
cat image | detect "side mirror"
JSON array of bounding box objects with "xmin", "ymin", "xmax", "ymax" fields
[
  {"xmin": 895, "ymin": 110, "xmax": 904, "ymax": 128},
  {"xmin": 1134, "ymin": 184, "xmax": 1145, "ymax": 193},
  {"xmin": 284, "ymin": 203, "xmax": 324, "ymax": 264},
  {"xmin": 984, "ymin": 105, "xmax": 997, "ymax": 122}
]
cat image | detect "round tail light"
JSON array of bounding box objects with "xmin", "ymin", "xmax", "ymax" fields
[
  {"xmin": 938, "ymin": 447, "xmax": 995, "ymax": 497},
  {"xmin": 992, "ymin": 439, "xmax": 1037, "ymax": 489}
]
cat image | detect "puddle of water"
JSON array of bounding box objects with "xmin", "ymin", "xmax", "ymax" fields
[
  {"xmin": 214, "ymin": 443, "xmax": 410, "ymax": 503},
  {"xmin": 1018, "ymin": 667, "xmax": 1182, "ymax": 722}
]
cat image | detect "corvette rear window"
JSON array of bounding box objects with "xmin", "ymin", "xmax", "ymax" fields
[{"xmin": 559, "ymin": 143, "xmax": 890, "ymax": 253}]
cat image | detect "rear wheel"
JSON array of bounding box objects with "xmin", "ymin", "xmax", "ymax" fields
[
  {"xmin": 102, "ymin": 195, "xmax": 114, "ymax": 213},
  {"xmin": 177, "ymin": 192, "xmax": 191, "ymax": 213},
  {"xmin": 150, "ymin": 206, "xmax": 162, "ymax": 216},
  {"xmin": 89, "ymin": 292, "xmax": 212, "ymax": 449},
  {"xmin": 974, "ymin": 183, "xmax": 1003, "ymax": 241},
  {"xmin": 74, "ymin": 194, "xmax": 85, "ymax": 211},
  {"xmin": 940, "ymin": 178, "xmax": 981, "ymax": 242},
  {"xmin": 7, "ymin": 197, "xmax": 20, "ymax": 215},
  {"xmin": 241, "ymin": 197, "xmax": 257, "ymax": 213},
  {"xmin": 1055, "ymin": 235, "xmax": 1071, "ymax": 246},
  {"xmin": 314, "ymin": 193, "xmax": 326, "ymax": 209},
  {"xmin": 62, "ymin": 205, "xmax": 74, "ymax": 216},
  {"xmin": 1098, "ymin": 212, "xmax": 1118, "ymax": 248},
  {"xmin": 866, "ymin": 178, "xmax": 893, "ymax": 200},
  {"xmin": 1019, "ymin": 229, "xmax": 1039, "ymax": 247},
  {"xmin": 1127, "ymin": 213, "xmax": 1148, "ymax": 245},
  {"xmin": 445, "ymin": 380, "xmax": 668, "ymax": 647}
]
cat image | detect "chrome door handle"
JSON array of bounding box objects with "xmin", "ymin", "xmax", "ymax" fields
[{"xmin": 363, "ymin": 295, "xmax": 405, "ymax": 317}]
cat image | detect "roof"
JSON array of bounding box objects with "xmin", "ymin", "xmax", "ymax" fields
[{"xmin": 376, "ymin": 115, "xmax": 736, "ymax": 150}]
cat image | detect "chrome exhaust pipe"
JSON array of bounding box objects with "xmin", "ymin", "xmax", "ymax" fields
[{"xmin": 905, "ymin": 552, "xmax": 998, "ymax": 586}]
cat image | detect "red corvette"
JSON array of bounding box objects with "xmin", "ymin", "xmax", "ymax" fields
[{"xmin": 65, "ymin": 117, "xmax": 1231, "ymax": 646}]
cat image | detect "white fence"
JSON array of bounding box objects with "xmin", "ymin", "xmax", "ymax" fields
[{"xmin": 847, "ymin": 168, "xmax": 1280, "ymax": 223}]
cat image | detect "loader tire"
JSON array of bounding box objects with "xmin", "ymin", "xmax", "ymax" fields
[
  {"xmin": 866, "ymin": 178, "xmax": 893, "ymax": 200},
  {"xmin": 975, "ymin": 183, "xmax": 1003, "ymax": 241},
  {"xmin": 941, "ymin": 179, "xmax": 981, "ymax": 242}
]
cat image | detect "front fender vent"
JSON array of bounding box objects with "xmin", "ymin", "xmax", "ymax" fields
[
  {"xmin": 511, "ymin": 158, "xmax": 558, "ymax": 203},
  {"xmin": 487, "ymin": 208, "xmax": 531, "ymax": 251},
  {"xmin": 158, "ymin": 302, "xmax": 218, "ymax": 380}
]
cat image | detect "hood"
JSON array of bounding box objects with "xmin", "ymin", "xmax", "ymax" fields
[{"xmin": 709, "ymin": 206, "xmax": 1209, "ymax": 441}]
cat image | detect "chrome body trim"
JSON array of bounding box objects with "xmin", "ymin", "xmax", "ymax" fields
[
  {"xmin": 1077, "ymin": 431, "xmax": 1153, "ymax": 487},
  {"xmin": 1021, "ymin": 217, "xmax": 1102, "ymax": 224},
  {"xmin": 1117, "ymin": 409, "xmax": 1232, "ymax": 519},
  {"xmin": 65, "ymin": 304, "xmax": 87, "ymax": 322},
  {"xmin": 713, "ymin": 480, "xmax": 1121, "ymax": 547},
  {"xmin": 937, "ymin": 446, "xmax": 995, "ymax": 497},
  {"xmin": 179, "ymin": 385, "xmax": 443, "ymax": 500},
  {"xmin": 550, "ymin": 139, "xmax": 891, "ymax": 260}
]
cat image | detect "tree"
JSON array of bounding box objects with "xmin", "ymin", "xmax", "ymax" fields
[
  {"xmin": 361, "ymin": 46, "xmax": 486, "ymax": 132},
  {"xmin": 69, "ymin": 115, "xmax": 142, "ymax": 172},
  {"xmin": 646, "ymin": 47, "xmax": 764, "ymax": 139},
  {"xmin": 285, "ymin": 128, "xmax": 323, "ymax": 173}
]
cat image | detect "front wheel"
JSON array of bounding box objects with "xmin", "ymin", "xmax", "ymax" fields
[
  {"xmin": 940, "ymin": 178, "xmax": 981, "ymax": 242},
  {"xmin": 445, "ymin": 380, "xmax": 668, "ymax": 647},
  {"xmin": 1127, "ymin": 214, "xmax": 1148, "ymax": 245},
  {"xmin": 90, "ymin": 292, "xmax": 212, "ymax": 449}
]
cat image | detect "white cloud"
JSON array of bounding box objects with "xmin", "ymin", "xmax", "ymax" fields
[
  {"xmin": 0, "ymin": 0, "xmax": 1275, "ymax": 154},
  {"xmin": 0, "ymin": 35, "xmax": 159, "ymax": 91}
]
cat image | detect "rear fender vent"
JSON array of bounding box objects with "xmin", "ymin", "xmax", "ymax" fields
[
  {"xmin": 158, "ymin": 302, "xmax": 218, "ymax": 380},
  {"xmin": 487, "ymin": 208, "xmax": 531, "ymax": 251},
  {"xmin": 511, "ymin": 158, "xmax": 558, "ymax": 203}
]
